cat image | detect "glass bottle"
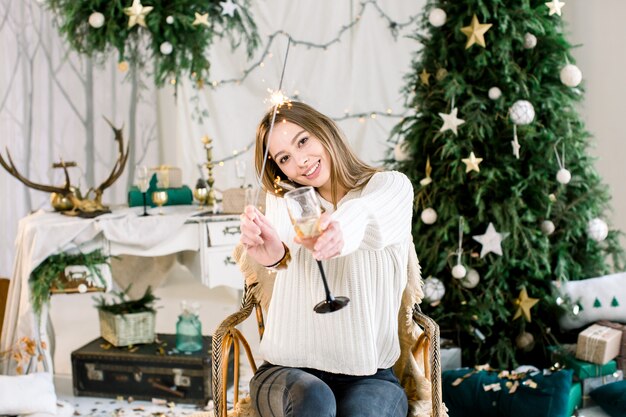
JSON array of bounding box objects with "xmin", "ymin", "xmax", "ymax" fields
[{"xmin": 176, "ymin": 301, "xmax": 202, "ymax": 353}]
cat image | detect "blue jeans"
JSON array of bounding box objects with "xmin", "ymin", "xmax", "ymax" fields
[{"xmin": 249, "ymin": 362, "xmax": 408, "ymax": 417}]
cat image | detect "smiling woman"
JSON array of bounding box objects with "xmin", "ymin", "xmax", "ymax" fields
[{"xmin": 238, "ymin": 101, "xmax": 415, "ymax": 417}]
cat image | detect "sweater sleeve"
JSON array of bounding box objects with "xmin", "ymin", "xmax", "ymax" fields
[{"xmin": 332, "ymin": 171, "xmax": 413, "ymax": 256}]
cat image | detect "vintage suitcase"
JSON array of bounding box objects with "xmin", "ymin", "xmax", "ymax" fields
[{"xmin": 71, "ymin": 333, "xmax": 233, "ymax": 405}]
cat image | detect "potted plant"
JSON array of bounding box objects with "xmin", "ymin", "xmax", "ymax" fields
[{"xmin": 94, "ymin": 285, "xmax": 159, "ymax": 347}]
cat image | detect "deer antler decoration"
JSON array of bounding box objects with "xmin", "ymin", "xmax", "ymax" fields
[{"xmin": 0, "ymin": 117, "xmax": 129, "ymax": 217}]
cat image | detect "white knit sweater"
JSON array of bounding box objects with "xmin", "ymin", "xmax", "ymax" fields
[{"xmin": 260, "ymin": 171, "xmax": 414, "ymax": 376}]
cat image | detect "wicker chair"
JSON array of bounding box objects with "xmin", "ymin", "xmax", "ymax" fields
[{"xmin": 212, "ymin": 281, "xmax": 444, "ymax": 417}]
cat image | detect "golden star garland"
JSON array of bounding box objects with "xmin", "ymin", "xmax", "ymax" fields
[{"xmin": 460, "ymin": 14, "xmax": 493, "ymax": 49}]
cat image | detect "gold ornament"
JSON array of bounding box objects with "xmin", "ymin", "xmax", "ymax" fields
[
  {"xmin": 460, "ymin": 14, "xmax": 492, "ymax": 49},
  {"xmin": 513, "ymin": 288, "xmax": 539, "ymax": 322},
  {"xmin": 419, "ymin": 69, "xmax": 431, "ymax": 86},
  {"xmin": 516, "ymin": 331, "xmax": 535, "ymax": 352},
  {"xmin": 461, "ymin": 152, "xmax": 483, "ymax": 173},
  {"xmin": 124, "ymin": 0, "xmax": 153, "ymax": 28},
  {"xmin": 193, "ymin": 12, "xmax": 210, "ymax": 27}
]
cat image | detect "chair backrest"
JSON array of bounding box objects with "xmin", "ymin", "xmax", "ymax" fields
[{"xmin": 0, "ymin": 278, "xmax": 10, "ymax": 339}]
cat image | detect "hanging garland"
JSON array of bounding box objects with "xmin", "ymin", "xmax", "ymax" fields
[{"xmin": 45, "ymin": 0, "xmax": 260, "ymax": 87}]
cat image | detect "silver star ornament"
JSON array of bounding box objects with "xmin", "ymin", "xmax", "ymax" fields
[
  {"xmin": 545, "ymin": 0, "xmax": 565, "ymax": 16},
  {"xmin": 220, "ymin": 0, "xmax": 238, "ymax": 17},
  {"xmin": 472, "ymin": 222, "xmax": 509, "ymax": 258}
]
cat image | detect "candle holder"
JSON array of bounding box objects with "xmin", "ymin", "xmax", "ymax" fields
[{"xmin": 201, "ymin": 135, "xmax": 216, "ymax": 209}]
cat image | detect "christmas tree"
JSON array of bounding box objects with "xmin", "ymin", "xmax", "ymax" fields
[{"xmin": 389, "ymin": 1, "xmax": 624, "ymax": 367}]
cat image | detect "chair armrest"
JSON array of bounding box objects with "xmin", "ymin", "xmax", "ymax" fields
[
  {"xmin": 212, "ymin": 285, "xmax": 258, "ymax": 417},
  {"xmin": 413, "ymin": 304, "xmax": 444, "ymax": 417}
]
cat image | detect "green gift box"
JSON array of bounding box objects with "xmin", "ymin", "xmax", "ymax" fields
[
  {"xmin": 550, "ymin": 346, "xmax": 617, "ymax": 379},
  {"xmin": 128, "ymin": 186, "xmax": 193, "ymax": 207}
]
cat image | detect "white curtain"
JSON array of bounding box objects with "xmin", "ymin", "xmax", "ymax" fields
[{"xmin": 0, "ymin": 0, "xmax": 426, "ymax": 278}]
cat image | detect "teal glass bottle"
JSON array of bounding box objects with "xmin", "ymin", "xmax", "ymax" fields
[{"xmin": 176, "ymin": 302, "xmax": 202, "ymax": 353}]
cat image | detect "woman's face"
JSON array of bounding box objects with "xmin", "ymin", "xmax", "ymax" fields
[{"xmin": 267, "ymin": 120, "xmax": 331, "ymax": 190}]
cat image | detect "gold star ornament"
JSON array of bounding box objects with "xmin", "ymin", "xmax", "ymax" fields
[
  {"xmin": 513, "ymin": 288, "xmax": 539, "ymax": 322},
  {"xmin": 419, "ymin": 69, "xmax": 432, "ymax": 86},
  {"xmin": 124, "ymin": 0, "xmax": 153, "ymax": 28},
  {"xmin": 193, "ymin": 12, "xmax": 210, "ymax": 27},
  {"xmin": 462, "ymin": 152, "xmax": 483, "ymax": 173},
  {"xmin": 460, "ymin": 14, "xmax": 493, "ymax": 49}
]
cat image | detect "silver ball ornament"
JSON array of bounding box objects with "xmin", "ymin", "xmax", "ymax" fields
[
  {"xmin": 488, "ymin": 87, "xmax": 502, "ymax": 100},
  {"xmin": 428, "ymin": 8, "xmax": 447, "ymax": 27},
  {"xmin": 509, "ymin": 100, "xmax": 535, "ymax": 125},
  {"xmin": 421, "ymin": 208, "xmax": 438, "ymax": 225},
  {"xmin": 452, "ymin": 264, "xmax": 467, "ymax": 279},
  {"xmin": 556, "ymin": 168, "xmax": 571, "ymax": 184},
  {"xmin": 423, "ymin": 277, "xmax": 445, "ymax": 304},
  {"xmin": 516, "ymin": 331, "xmax": 535, "ymax": 352},
  {"xmin": 461, "ymin": 269, "xmax": 480, "ymax": 289},
  {"xmin": 77, "ymin": 283, "xmax": 88, "ymax": 293},
  {"xmin": 523, "ymin": 33, "xmax": 537, "ymax": 49},
  {"xmin": 88, "ymin": 12, "xmax": 105, "ymax": 28},
  {"xmin": 560, "ymin": 64, "xmax": 583, "ymax": 87},
  {"xmin": 160, "ymin": 41, "xmax": 174, "ymax": 55},
  {"xmin": 587, "ymin": 218, "xmax": 608, "ymax": 242},
  {"xmin": 541, "ymin": 220, "xmax": 555, "ymax": 236}
]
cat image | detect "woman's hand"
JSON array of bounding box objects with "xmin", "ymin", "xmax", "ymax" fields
[
  {"xmin": 240, "ymin": 205, "xmax": 285, "ymax": 266},
  {"xmin": 295, "ymin": 212, "xmax": 344, "ymax": 260}
]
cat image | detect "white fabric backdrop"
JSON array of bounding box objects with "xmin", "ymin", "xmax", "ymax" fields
[{"xmin": 0, "ymin": 0, "xmax": 425, "ymax": 278}]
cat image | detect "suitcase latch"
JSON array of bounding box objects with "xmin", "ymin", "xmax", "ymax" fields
[
  {"xmin": 85, "ymin": 363, "xmax": 104, "ymax": 381},
  {"xmin": 173, "ymin": 369, "xmax": 191, "ymax": 387}
]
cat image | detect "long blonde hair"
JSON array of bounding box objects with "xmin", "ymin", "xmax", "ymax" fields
[{"xmin": 255, "ymin": 101, "xmax": 380, "ymax": 205}]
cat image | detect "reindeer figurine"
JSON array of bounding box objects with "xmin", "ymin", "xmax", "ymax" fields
[{"xmin": 0, "ymin": 117, "xmax": 129, "ymax": 217}]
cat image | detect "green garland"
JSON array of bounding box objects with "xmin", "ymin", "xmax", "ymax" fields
[
  {"xmin": 30, "ymin": 249, "xmax": 110, "ymax": 315},
  {"xmin": 45, "ymin": 0, "xmax": 260, "ymax": 87},
  {"xmin": 93, "ymin": 284, "xmax": 158, "ymax": 315}
]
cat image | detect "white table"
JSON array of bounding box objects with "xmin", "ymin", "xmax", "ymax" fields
[{"xmin": 0, "ymin": 206, "xmax": 242, "ymax": 375}]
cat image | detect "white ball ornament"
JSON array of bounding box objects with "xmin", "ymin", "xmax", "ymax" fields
[
  {"xmin": 461, "ymin": 268, "xmax": 480, "ymax": 289},
  {"xmin": 509, "ymin": 100, "xmax": 535, "ymax": 125},
  {"xmin": 160, "ymin": 42, "xmax": 173, "ymax": 55},
  {"xmin": 523, "ymin": 33, "xmax": 537, "ymax": 49},
  {"xmin": 452, "ymin": 264, "xmax": 467, "ymax": 279},
  {"xmin": 488, "ymin": 87, "xmax": 502, "ymax": 100},
  {"xmin": 421, "ymin": 208, "xmax": 438, "ymax": 225},
  {"xmin": 587, "ymin": 218, "xmax": 608, "ymax": 242},
  {"xmin": 166, "ymin": 15, "xmax": 175, "ymax": 24},
  {"xmin": 77, "ymin": 283, "xmax": 88, "ymax": 294},
  {"xmin": 88, "ymin": 12, "xmax": 105, "ymax": 28},
  {"xmin": 423, "ymin": 277, "xmax": 445, "ymax": 304},
  {"xmin": 394, "ymin": 141, "xmax": 410, "ymax": 161},
  {"xmin": 556, "ymin": 168, "xmax": 571, "ymax": 185},
  {"xmin": 541, "ymin": 220, "xmax": 555, "ymax": 236},
  {"xmin": 428, "ymin": 8, "xmax": 447, "ymax": 27},
  {"xmin": 560, "ymin": 64, "xmax": 583, "ymax": 87}
]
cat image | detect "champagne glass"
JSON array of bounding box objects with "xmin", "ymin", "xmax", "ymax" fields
[
  {"xmin": 284, "ymin": 186, "xmax": 349, "ymax": 314},
  {"xmin": 151, "ymin": 191, "xmax": 168, "ymax": 215},
  {"xmin": 135, "ymin": 165, "xmax": 150, "ymax": 216}
]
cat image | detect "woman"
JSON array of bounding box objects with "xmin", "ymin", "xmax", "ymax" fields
[{"xmin": 240, "ymin": 101, "xmax": 413, "ymax": 417}]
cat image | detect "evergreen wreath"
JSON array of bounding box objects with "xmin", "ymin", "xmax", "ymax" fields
[{"xmin": 45, "ymin": 0, "xmax": 260, "ymax": 87}]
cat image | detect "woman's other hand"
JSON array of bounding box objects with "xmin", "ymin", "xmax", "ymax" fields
[{"xmin": 294, "ymin": 212, "xmax": 344, "ymax": 260}]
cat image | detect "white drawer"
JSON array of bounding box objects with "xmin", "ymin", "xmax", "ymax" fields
[
  {"xmin": 206, "ymin": 220, "xmax": 241, "ymax": 247},
  {"xmin": 203, "ymin": 247, "xmax": 242, "ymax": 289}
]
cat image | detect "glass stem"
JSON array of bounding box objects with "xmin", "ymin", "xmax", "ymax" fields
[
  {"xmin": 142, "ymin": 192, "xmax": 148, "ymax": 216},
  {"xmin": 316, "ymin": 260, "xmax": 334, "ymax": 302}
]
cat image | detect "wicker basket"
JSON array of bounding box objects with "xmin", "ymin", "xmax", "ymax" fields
[
  {"xmin": 98, "ymin": 310, "xmax": 156, "ymax": 347},
  {"xmin": 222, "ymin": 188, "xmax": 266, "ymax": 214}
]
